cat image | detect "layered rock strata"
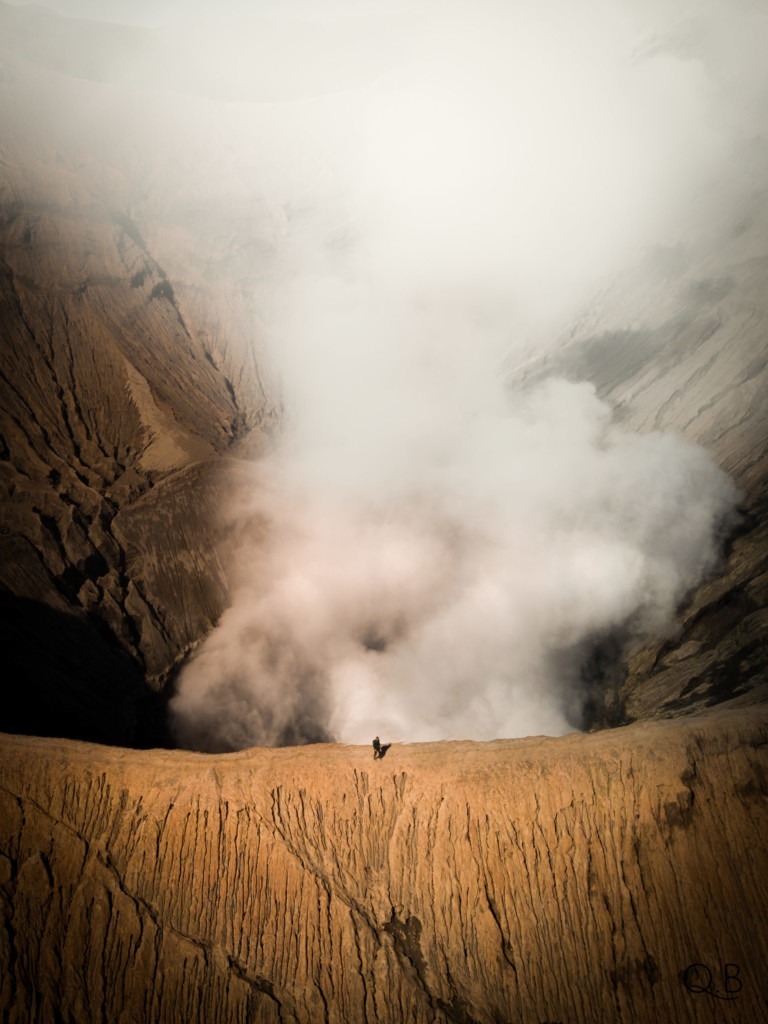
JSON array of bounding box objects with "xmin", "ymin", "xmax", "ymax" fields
[{"xmin": 0, "ymin": 39, "xmax": 279, "ymax": 740}]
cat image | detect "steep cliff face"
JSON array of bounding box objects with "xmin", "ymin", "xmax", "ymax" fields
[
  {"xmin": 0, "ymin": 184, "xmax": 271, "ymax": 736},
  {"xmin": 0, "ymin": 704, "xmax": 765, "ymax": 1023},
  {"xmin": 0, "ymin": 31, "xmax": 281, "ymax": 740},
  {"xmin": 520, "ymin": 177, "xmax": 768, "ymax": 727}
]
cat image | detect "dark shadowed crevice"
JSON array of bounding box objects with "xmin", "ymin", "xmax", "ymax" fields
[
  {"xmin": 578, "ymin": 631, "xmax": 632, "ymax": 731},
  {"xmin": 0, "ymin": 589, "xmax": 159, "ymax": 747}
]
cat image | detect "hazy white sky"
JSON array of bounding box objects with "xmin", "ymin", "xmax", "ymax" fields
[{"xmin": 2, "ymin": 0, "xmax": 398, "ymax": 25}]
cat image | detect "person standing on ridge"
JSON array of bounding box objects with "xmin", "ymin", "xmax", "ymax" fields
[{"xmin": 372, "ymin": 737, "xmax": 391, "ymax": 760}]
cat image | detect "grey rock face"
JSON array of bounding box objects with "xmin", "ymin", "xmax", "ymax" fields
[{"xmin": 516, "ymin": 183, "xmax": 768, "ymax": 725}]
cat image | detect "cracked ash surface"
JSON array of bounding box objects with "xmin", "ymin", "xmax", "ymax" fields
[{"xmin": 0, "ymin": 704, "xmax": 766, "ymax": 1023}]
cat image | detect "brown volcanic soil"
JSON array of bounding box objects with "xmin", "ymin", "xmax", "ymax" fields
[{"xmin": 0, "ymin": 704, "xmax": 766, "ymax": 1023}]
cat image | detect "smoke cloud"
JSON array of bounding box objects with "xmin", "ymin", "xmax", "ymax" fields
[{"xmin": 166, "ymin": 0, "xmax": 759, "ymax": 748}]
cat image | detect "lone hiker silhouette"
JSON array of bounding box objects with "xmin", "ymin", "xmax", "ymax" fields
[{"xmin": 372, "ymin": 736, "xmax": 392, "ymax": 760}]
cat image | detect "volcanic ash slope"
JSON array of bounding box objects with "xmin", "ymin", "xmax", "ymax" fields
[{"xmin": 0, "ymin": 705, "xmax": 766, "ymax": 1024}]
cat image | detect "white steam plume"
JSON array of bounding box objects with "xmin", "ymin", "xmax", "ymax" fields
[{"xmin": 169, "ymin": 0, "xmax": 754, "ymax": 749}]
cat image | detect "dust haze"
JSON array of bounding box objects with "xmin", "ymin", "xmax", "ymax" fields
[
  {"xmin": 8, "ymin": 0, "xmax": 758, "ymax": 746},
  {"xmin": 165, "ymin": 0, "xmax": 759, "ymax": 749}
]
